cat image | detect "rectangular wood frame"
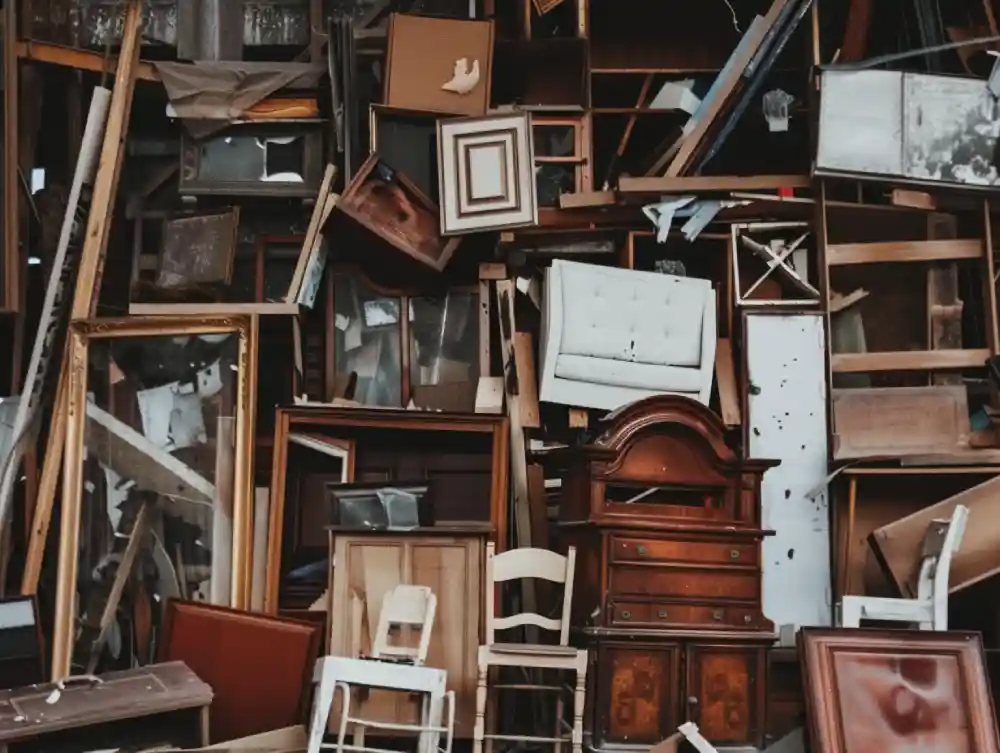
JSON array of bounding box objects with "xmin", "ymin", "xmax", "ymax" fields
[
  {"xmin": 52, "ymin": 315, "xmax": 258, "ymax": 679},
  {"xmin": 533, "ymin": 114, "xmax": 592, "ymax": 225},
  {"xmin": 729, "ymin": 221, "xmax": 819, "ymax": 307},
  {"xmin": 264, "ymin": 406, "xmax": 509, "ymax": 613},
  {"xmin": 799, "ymin": 628, "xmax": 999, "ymax": 753}
]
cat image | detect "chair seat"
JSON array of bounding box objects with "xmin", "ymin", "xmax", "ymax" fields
[{"xmin": 488, "ymin": 643, "xmax": 580, "ymax": 657}]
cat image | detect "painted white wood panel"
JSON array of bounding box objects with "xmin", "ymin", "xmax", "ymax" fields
[{"xmin": 746, "ymin": 313, "xmax": 831, "ymax": 629}]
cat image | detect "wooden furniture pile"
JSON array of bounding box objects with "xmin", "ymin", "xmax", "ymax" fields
[{"xmin": 7, "ymin": 0, "xmax": 1000, "ymax": 751}]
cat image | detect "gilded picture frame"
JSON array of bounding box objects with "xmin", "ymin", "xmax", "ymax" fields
[
  {"xmin": 52, "ymin": 315, "xmax": 258, "ymax": 679},
  {"xmin": 799, "ymin": 628, "xmax": 999, "ymax": 753}
]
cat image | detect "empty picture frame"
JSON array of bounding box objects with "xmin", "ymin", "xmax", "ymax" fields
[
  {"xmin": 730, "ymin": 221, "xmax": 819, "ymax": 306},
  {"xmin": 437, "ymin": 112, "xmax": 538, "ymax": 235},
  {"xmin": 52, "ymin": 316, "xmax": 258, "ymax": 680}
]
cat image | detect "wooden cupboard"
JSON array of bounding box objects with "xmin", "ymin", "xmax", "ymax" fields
[
  {"xmin": 327, "ymin": 528, "xmax": 486, "ymax": 738},
  {"xmin": 558, "ymin": 395, "xmax": 778, "ymax": 751}
]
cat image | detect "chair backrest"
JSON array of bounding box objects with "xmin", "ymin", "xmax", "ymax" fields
[
  {"xmin": 930, "ymin": 504, "xmax": 969, "ymax": 595},
  {"xmin": 370, "ymin": 584, "xmax": 437, "ymax": 665},
  {"xmin": 485, "ymin": 543, "xmax": 576, "ymax": 646}
]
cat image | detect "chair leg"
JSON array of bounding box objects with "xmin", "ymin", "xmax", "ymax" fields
[
  {"xmin": 307, "ymin": 668, "xmax": 337, "ymax": 753},
  {"xmin": 335, "ymin": 682, "xmax": 352, "ymax": 753},
  {"xmin": 473, "ymin": 663, "xmax": 487, "ymax": 753},
  {"xmin": 485, "ymin": 678, "xmax": 497, "ymax": 753},
  {"xmin": 554, "ymin": 694, "xmax": 565, "ymax": 753},
  {"xmin": 572, "ymin": 662, "xmax": 586, "ymax": 753}
]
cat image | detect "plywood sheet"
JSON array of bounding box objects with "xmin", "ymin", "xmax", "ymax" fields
[
  {"xmin": 870, "ymin": 472, "xmax": 1000, "ymax": 597},
  {"xmin": 832, "ymin": 385, "xmax": 970, "ymax": 460}
]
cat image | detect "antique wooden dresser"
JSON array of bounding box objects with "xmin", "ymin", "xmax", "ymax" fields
[{"xmin": 557, "ymin": 395, "xmax": 778, "ymax": 751}]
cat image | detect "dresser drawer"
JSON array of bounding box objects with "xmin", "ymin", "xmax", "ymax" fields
[
  {"xmin": 609, "ymin": 565, "xmax": 759, "ymax": 601},
  {"xmin": 609, "ymin": 601, "xmax": 768, "ymax": 630},
  {"xmin": 611, "ymin": 536, "xmax": 757, "ymax": 566}
]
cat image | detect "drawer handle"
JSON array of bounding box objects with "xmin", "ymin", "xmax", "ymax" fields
[
  {"xmin": 657, "ymin": 609, "xmax": 669, "ymax": 619},
  {"xmin": 712, "ymin": 609, "xmax": 724, "ymax": 621},
  {"xmin": 744, "ymin": 614, "xmax": 752, "ymax": 624},
  {"xmin": 636, "ymin": 545, "xmax": 648, "ymax": 556},
  {"xmin": 729, "ymin": 549, "xmax": 741, "ymax": 560},
  {"xmin": 621, "ymin": 610, "xmax": 632, "ymax": 620}
]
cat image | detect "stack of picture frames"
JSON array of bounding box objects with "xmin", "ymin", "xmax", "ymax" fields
[{"xmin": 799, "ymin": 629, "xmax": 1000, "ymax": 753}]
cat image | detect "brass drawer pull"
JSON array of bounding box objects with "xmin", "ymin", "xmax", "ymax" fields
[
  {"xmin": 636, "ymin": 545, "xmax": 648, "ymax": 556},
  {"xmin": 729, "ymin": 549, "xmax": 741, "ymax": 560},
  {"xmin": 712, "ymin": 609, "xmax": 724, "ymax": 621},
  {"xmin": 621, "ymin": 610, "xmax": 632, "ymax": 619},
  {"xmin": 657, "ymin": 609, "xmax": 669, "ymax": 619}
]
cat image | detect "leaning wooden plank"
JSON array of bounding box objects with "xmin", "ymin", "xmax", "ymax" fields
[
  {"xmin": 286, "ymin": 164, "xmax": 337, "ymax": 302},
  {"xmin": 870, "ymin": 473, "xmax": 1000, "ymax": 597},
  {"xmin": 619, "ymin": 174, "xmax": 808, "ymax": 194},
  {"xmin": 17, "ymin": 89, "xmax": 112, "ymax": 595},
  {"xmin": 662, "ymin": 11, "xmax": 773, "ymax": 176},
  {"xmin": 130, "ymin": 302, "xmax": 300, "ymax": 316},
  {"xmin": 826, "ymin": 239, "xmax": 982, "ymax": 266},
  {"xmin": 86, "ymin": 403, "xmax": 215, "ymax": 503},
  {"xmin": 70, "ymin": 0, "xmax": 142, "ymax": 320},
  {"xmin": 831, "ymin": 349, "xmax": 990, "ymax": 373}
]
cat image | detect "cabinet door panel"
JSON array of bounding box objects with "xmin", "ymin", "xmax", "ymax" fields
[
  {"xmin": 597, "ymin": 645, "xmax": 679, "ymax": 746},
  {"xmin": 686, "ymin": 644, "xmax": 763, "ymax": 746},
  {"xmin": 411, "ymin": 539, "xmax": 482, "ymax": 736}
]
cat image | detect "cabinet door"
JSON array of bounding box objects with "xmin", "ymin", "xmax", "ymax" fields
[
  {"xmin": 685, "ymin": 644, "xmax": 764, "ymax": 747},
  {"xmin": 595, "ymin": 644, "xmax": 681, "ymax": 748},
  {"xmin": 329, "ymin": 535, "xmax": 483, "ymax": 737}
]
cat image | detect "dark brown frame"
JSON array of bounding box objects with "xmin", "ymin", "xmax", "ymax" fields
[{"xmin": 799, "ymin": 628, "xmax": 1000, "ymax": 753}]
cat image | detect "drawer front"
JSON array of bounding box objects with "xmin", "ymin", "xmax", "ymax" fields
[
  {"xmin": 610, "ymin": 565, "xmax": 759, "ymax": 602},
  {"xmin": 612, "ymin": 536, "xmax": 758, "ymax": 566},
  {"xmin": 610, "ymin": 601, "xmax": 766, "ymax": 630}
]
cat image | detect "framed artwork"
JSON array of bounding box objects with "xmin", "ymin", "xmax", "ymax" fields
[
  {"xmin": 799, "ymin": 628, "xmax": 1000, "ymax": 753},
  {"xmin": 437, "ymin": 112, "xmax": 538, "ymax": 235}
]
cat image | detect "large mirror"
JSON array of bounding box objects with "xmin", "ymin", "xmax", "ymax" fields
[{"xmin": 52, "ymin": 316, "xmax": 257, "ymax": 679}]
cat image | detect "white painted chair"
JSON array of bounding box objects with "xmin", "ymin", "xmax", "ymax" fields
[
  {"xmin": 839, "ymin": 504, "xmax": 969, "ymax": 630},
  {"xmin": 307, "ymin": 585, "xmax": 455, "ymax": 753},
  {"xmin": 474, "ymin": 544, "xmax": 587, "ymax": 753},
  {"xmin": 539, "ymin": 259, "xmax": 717, "ymax": 411}
]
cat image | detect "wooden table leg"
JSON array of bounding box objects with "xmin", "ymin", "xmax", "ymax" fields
[{"xmin": 842, "ymin": 476, "xmax": 858, "ymax": 598}]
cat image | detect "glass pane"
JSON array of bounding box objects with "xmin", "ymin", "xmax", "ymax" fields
[
  {"xmin": 409, "ymin": 292, "xmax": 478, "ymax": 387},
  {"xmin": 73, "ymin": 333, "xmax": 240, "ymax": 674},
  {"xmin": 536, "ymin": 164, "xmax": 575, "ymax": 206},
  {"xmin": 533, "ymin": 125, "xmax": 576, "ymax": 157},
  {"xmin": 198, "ymin": 135, "xmax": 305, "ymax": 184},
  {"xmin": 334, "ymin": 274, "xmax": 402, "ymax": 407}
]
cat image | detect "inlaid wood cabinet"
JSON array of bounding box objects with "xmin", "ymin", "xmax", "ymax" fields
[
  {"xmin": 558, "ymin": 395, "xmax": 778, "ymax": 751},
  {"xmin": 327, "ymin": 529, "xmax": 485, "ymax": 737}
]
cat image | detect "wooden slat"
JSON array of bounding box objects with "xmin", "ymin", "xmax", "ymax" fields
[
  {"xmin": 558, "ymin": 191, "xmax": 616, "ymax": 209},
  {"xmin": 16, "ymin": 39, "xmax": 158, "ymax": 81},
  {"xmin": 618, "ymin": 174, "xmax": 809, "ymax": 194},
  {"xmin": 826, "ymin": 239, "xmax": 982, "ymax": 266},
  {"xmin": 831, "ymin": 349, "xmax": 990, "ymax": 373}
]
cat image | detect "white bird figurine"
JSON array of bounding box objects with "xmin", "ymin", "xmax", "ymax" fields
[{"xmin": 442, "ymin": 58, "xmax": 481, "ymax": 95}]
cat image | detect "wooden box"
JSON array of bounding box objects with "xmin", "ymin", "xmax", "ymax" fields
[{"xmin": 0, "ymin": 662, "xmax": 211, "ymax": 753}]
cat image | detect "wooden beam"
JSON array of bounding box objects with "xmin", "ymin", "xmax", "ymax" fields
[
  {"xmin": 71, "ymin": 0, "xmax": 142, "ymax": 320},
  {"xmin": 14, "ymin": 40, "xmax": 318, "ymax": 119},
  {"xmin": 826, "ymin": 239, "xmax": 982, "ymax": 266},
  {"xmin": 831, "ymin": 349, "xmax": 990, "ymax": 373},
  {"xmin": 618, "ymin": 174, "xmax": 809, "ymax": 194},
  {"xmin": 129, "ymin": 302, "xmax": 301, "ymax": 316},
  {"xmin": 16, "ymin": 39, "xmax": 158, "ymax": 82}
]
